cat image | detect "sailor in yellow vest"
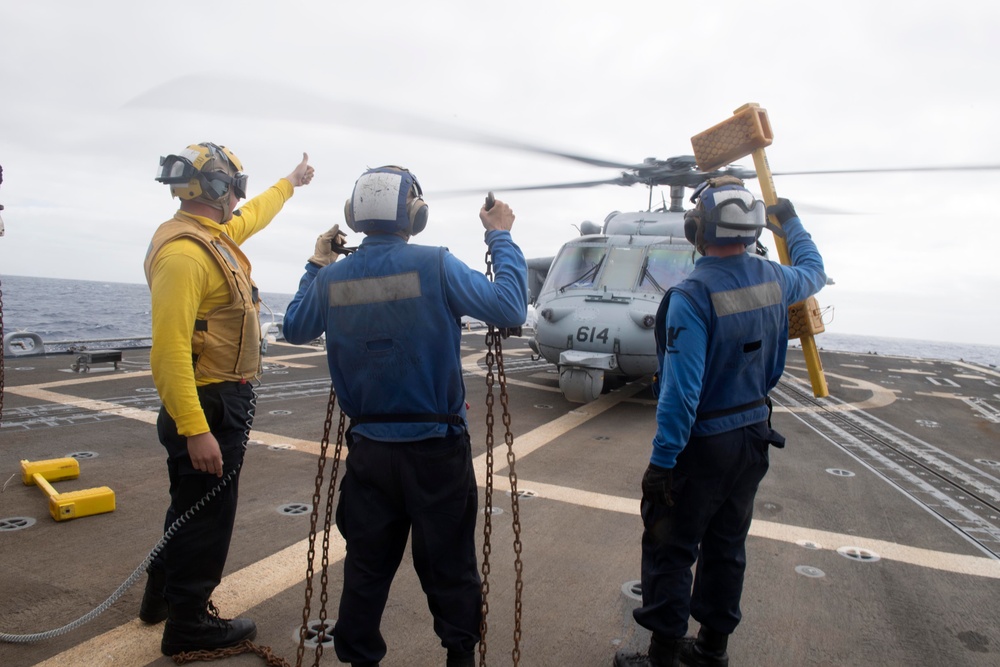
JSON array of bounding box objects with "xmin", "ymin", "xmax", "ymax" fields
[{"xmin": 142, "ymin": 142, "xmax": 313, "ymax": 656}]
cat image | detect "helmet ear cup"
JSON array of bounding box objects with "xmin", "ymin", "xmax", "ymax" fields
[
  {"xmin": 683, "ymin": 209, "xmax": 699, "ymax": 246},
  {"xmin": 344, "ymin": 198, "xmax": 358, "ymax": 232},
  {"xmin": 407, "ymin": 196, "xmax": 428, "ymax": 235}
]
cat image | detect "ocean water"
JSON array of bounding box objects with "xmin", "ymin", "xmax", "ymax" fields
[
  {"xmin": 0, "ymin": 275, "xmax": 291, "ymax": 350},
  {"xmin": 2, "ymin": 274, "xmax": 999, "ymax": 368}
]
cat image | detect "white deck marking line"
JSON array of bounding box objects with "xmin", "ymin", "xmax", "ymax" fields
[
  {"xmin": 512, "ymin": 479, "xmax": 1000, "ymax": 579},
  {"xmin": 472, "ymin": 382, "xmax": 648, "ymax": 479},
  {"xmin": 35, "ymin": 484, "xmax": 1000, "ymax": 664},
  {"xmin": 954, "ymin": 361, "xmax": 1000, "ymax": 378},
  {"xmin": 783, "ymin": 366, "xmax": 899, "ymax": 411},
  {"xmin": 460, "ymin": 347, "xmax": 563, "ymax": 393},
  {"xmin": 773, "ymin": 381, "xmax": 1000, "ymax": 558},
  {"xmin": 965, "ymin": 397, "xmax": 1000, "ymax": 424},
  {"xmin": 33, "ymin": 533, "xmax": 346, "ymax": 667},
  {"xmin": 7, "ymin": 386, "xmax": 161, "ymax": 425},
  {"xmin": 8, "ymin": 370, "xmax": 154, "ymax": 390},
  {"xmin": 29, "ymin": 357, "xmax": 999, "ymax": 665},
  {"xmin": 264, "ymin": 350, "xmax": 324, "ymax": 368},
  {"xmin": 7, "ymin": 385, "xmax": 327, "ymax": 456},
  {"xmin": 914, "ymin": 391, "xmax": 1000, "ymax": 423},
  {"xmin": 8, "ymin": 351, "xmax": 322, "ymax": 391}
]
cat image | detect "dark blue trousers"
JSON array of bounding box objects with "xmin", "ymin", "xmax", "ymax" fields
[
  {"xmin": 333, "ymin": 431, "xmax": 482, "ymax": 665},
  {"xmin": 151, "ymin": 381, "xmax": 253, "ymax": 616},
  {"xmin": 634, "ymin": 420, "xmax": 772, "ymax": 639}
]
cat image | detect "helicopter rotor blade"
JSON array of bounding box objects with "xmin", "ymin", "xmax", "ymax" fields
[
  {"xmin": 125, "ymin": 76, "xmax": 1000, "ymax": 195},
  {"xmin": 125, "ymin": 75, "xmax": 639, "ymax": 171},
  {"xmin": 773, "ymin": 165, "xmax": 1000, "ymax": 176},
  {"xmin": 436, "ymin": 177, "xmax": 634, "ymax": 197}
]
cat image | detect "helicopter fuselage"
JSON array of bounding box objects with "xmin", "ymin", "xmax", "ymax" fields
[{"xmin": 529, "ymin": 210, "xmax": 697, "ymax": 403}]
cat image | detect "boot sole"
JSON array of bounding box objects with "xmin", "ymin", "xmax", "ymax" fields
[{"xmin": 161, "ymin": 625, "xmax": 257, "ymax": 656}]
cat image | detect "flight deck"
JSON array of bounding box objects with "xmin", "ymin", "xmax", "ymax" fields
[{"xmin": 1, "ymin": 333, "xmax": 998, "ymax": 666}]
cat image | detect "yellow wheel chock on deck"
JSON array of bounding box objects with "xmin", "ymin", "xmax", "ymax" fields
[{"xmin": 20, "ymin": 458, "xmax": 116, "ymax": 521}]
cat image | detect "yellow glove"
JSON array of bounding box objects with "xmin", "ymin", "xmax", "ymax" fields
[{"xmin": 308, "ymin": 224, "xmax": 349, "ymax": 267}]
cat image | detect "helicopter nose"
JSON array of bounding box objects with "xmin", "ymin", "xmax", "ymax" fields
[{"xmin": 629, "ymin": 311, "xmax": 656, "ymax": 329}]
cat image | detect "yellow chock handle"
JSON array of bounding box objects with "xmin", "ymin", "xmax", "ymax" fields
[
  {"xmin": 692, "ymin": 104, "xmax": 829, "ymax": 397},
  {"xmin": 21, "ymin": 458, "xmax": 80, "ymax": 485},
  {"xmin": 21, "ymin": 458, "xmax": 116, "ymax": 521}
]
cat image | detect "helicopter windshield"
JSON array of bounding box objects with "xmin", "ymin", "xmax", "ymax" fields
[
  {"xmin": 599, "ymin": 247, "xmax": 645, "ymax": 291},
  {"xmin": 636, "ymin": 246, "xmax": 697, "ymax": 294},
  {"xmin": 548, "ymin": 245, "xmax": 608, "ymax": 292},
  {"xmin": 541, "ymin": 243, "xmax": 696, "ymax": 298}
]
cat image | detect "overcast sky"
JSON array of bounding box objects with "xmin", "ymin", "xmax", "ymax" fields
[{"xmin": 1, "ymin": 0, "xmax": 998, "ymax": 347}]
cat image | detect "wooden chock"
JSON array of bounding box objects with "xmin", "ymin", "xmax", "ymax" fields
[
  {"xmin": 691, "ymin": 105, "xmax": 829, "ymax": 398},
  {"xmin": 691, "ymin": 103, "xmax": 773, "ymax": 173}
]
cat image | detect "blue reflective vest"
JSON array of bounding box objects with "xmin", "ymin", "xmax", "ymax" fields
[
  {"xmin": 656, "ymin": 254, "xmax": 788, "ymax": 436},
  {"xmin": 323, "ymin": 242, "xmax": 467, "ymax": 441}
]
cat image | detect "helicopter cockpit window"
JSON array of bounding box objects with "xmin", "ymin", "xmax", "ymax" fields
[
  {"xmin": 545, "ymin": 245, "xmax": 608, "ymax": 293},
  {"xmin": 636, "ymin": 246, "xmax": 696, "ymax": 294},
  {"xmin": 598, "ymin": 247, "xmax": 645, "ymax": 291}
]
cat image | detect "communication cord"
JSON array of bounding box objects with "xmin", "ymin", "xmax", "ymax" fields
[{"xmin": 0, "ymin": 380, "xmax": 260, "ymax": 644}]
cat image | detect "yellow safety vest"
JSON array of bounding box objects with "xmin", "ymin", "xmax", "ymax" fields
[{"xmin": 144, "ymin": 216, "xmax": 262, "ymax": 382}]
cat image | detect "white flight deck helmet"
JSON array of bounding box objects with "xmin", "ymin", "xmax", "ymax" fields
[
  {"xmin": 343, "ymin": 166, "xmax": 428, "ymax": 236},
  {"xmin": 155, "ymin": 142, "xmax": 248, "ymax": 221},
  {"xmin": 683, "ymin": 176, "xmax": 782, "ymax": 255}
]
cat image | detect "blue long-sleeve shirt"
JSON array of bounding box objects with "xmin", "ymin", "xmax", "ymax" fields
[
  {"xmin": 650, "ymin": 217, "xmax": 826, "ymax": 468},
  {"xmin": 283, "ymin": 230, "xmax": 527, "ymax": 440}
]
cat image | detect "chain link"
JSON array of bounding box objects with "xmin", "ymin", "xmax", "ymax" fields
[
  {"xmin": 153, "ymin": 242, "xmax": 527, "ymax": 667},
  {"xmin": 171, "ymin": 639, "xmax": 292, "ymax": 666},
  {"xmin": 170, "ymin": 385, "xmax": 347, "ymax": 667},
  {"xmin": 479, "ymin": 327, "xmax": 496, "ymax": 667},
  {"xmin": 295, "ymin": 384, "xmax": 344, "ymax": 667},
  {"xmin": 494, "ymin": 336, "xmax": 524, "ymax": 665},
  {"xmin": 479, "ymin": 248, "xmax": 524, "ymax": 666}
]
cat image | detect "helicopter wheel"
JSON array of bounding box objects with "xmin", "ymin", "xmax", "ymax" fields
[{"xmin": 558, "ymin": 367, "xmax": 604, "ymax": 404}]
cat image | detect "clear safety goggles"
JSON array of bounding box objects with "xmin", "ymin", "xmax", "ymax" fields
[
  {"xmin": 156, "ymin": 155, "xmax": 248, "ymax": 199},
  {"xmin": 705, "ymin": 196, "xmax": 766, "ymax": 230},
  {"xmin": 208, "ymin": 170, "xmax": 248, "ymax": 200}
]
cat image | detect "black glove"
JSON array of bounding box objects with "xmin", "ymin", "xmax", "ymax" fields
[
  {"xmin": 641, "ymin": 463, "xmax": 674, "ymax": 507},
  {"xmin": 766, "ymin": 198, "xmax": 797, "ymax": 225}
]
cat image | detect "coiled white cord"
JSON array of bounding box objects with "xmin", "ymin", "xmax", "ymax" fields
[{"xmin": 0, "ymin": 381, "xmax": 259, "ymax": 644}]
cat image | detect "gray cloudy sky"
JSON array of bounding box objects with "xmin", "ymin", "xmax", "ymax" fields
[{"xmin": 1, "ymin": 0, "xmax": 998, "ymax": 346}]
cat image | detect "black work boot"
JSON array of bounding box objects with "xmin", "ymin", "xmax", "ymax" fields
[
  {"xmin": 446, "ymin": 647, "xmax": 476, "ymax": 667},
  {"xmin": 679, "ymin": 626, "xmax": 729, "ymax": 666},
  {"xmin": 160, "ymin": 602, "xmax": 257, "ymax": 656},
  {"xmin": 614, "ymin": 635, "xmax": 691, "ymax": 667},
  {"xmin": 138, "ymin": 566, "xmax": 167, "ymax": 624}
]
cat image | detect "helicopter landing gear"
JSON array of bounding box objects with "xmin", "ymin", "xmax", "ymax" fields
[
  {"xmin": 557, "ymin": 350, "xmax": 618, "ymax": 403},
  {"xmin": 558, "ymin": 367, "xmax": 604, "ymax": 403}
]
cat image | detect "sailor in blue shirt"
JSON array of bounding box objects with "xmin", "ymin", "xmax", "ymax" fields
[
  {"xmin": 283, "ymin": 166, "xmax": 527, "ymax": 667},
  {"xmin": 616, "ymin": 177, "xmax": 826, "ymax": 667}
]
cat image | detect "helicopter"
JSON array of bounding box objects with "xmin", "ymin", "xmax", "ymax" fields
[
  {"xmin": 461, "ymin": 150, "xmax": 1000, "ymax": 403},
  {"xmin": 125, "ymin": 77, "xmax": 1000, "ymax": 403},
  {"xmin": 507, "ymin": 157, "xmax": 762, "ymax": 403}
]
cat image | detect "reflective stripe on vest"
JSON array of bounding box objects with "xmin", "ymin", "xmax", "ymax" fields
[{"xmin": 328, "ymin": 271, "xmax": 421, "ymax": 306}]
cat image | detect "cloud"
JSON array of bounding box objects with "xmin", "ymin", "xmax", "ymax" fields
[{"xmin": 1, "ymin": 0, "xmax": 998, "ymax": 345}]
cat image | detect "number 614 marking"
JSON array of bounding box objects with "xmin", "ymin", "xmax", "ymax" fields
[{"xmin": 576, "ymin": 326, "xmax": 609, "ymax": 344}]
